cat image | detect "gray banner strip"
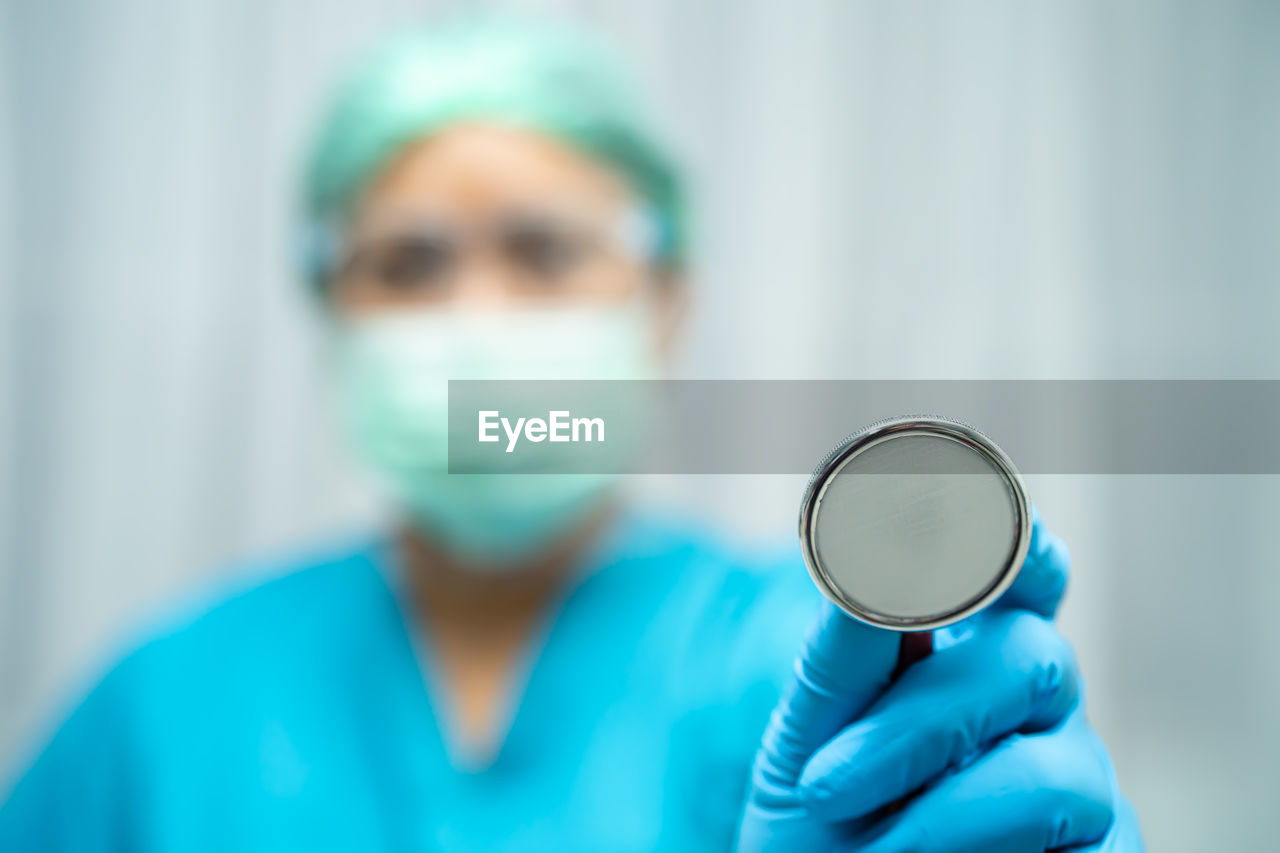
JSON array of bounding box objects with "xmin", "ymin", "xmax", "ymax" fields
[{"xmin": 447, "ymin": 380, "xmax": 1280, "ymax": 474}]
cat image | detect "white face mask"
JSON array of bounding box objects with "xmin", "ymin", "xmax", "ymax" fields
[{"xmin": 332, "ymin": 301, "xmax": 659, "ymax": 566}]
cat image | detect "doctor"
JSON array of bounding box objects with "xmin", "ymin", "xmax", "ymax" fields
[{"xmin": 0, "ymin": 13, "xmax": 1142, "ymax": 852}]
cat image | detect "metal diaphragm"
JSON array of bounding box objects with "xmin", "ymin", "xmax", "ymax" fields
[{"xmin": 799, "ymin": 416, "xmax": 1031, "ymax": 632}]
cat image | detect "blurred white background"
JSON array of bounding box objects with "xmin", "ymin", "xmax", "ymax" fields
[{"xmin": 2, "ymin": 1, "xmax": 1278, "ymax": 849}]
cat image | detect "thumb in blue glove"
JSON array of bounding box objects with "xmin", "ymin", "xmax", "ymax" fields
[{"xmin": 736, "ymin": 513, "xmax": 1143, "ymax": 852}]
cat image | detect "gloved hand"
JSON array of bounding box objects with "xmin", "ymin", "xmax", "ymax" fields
[{"xmin": 736, "ymin": 514, "xmax": 1144, "ymax": 852}]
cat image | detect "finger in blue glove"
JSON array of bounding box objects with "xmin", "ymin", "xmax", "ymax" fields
[
  {"xmin": 798, "ymin": 609, "xmax": 1080, "ymax": 822},
  {"xmin": 851, "ymin": 709, "xmax": 1118, "ymax": 853}
]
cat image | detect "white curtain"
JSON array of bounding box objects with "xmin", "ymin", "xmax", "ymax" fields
[{"xmin": 2, "ymin": 1, "xmax": 1277, "ymax": 848}]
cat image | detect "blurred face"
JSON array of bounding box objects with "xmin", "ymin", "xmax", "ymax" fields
[
  {"xmin": 331, "ymin": 123, "xmax": 677, "ymax": 324},
  {"xmin": 327, "ymin": 125, "xmax": 683, "ymax": 563}
]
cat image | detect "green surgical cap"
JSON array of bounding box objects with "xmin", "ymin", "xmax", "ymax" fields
[{"xmin": 302, "ymin": 13, "xmax": 686, "ymax": 279}]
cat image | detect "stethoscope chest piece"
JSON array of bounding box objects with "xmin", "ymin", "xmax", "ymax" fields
[{"xmin": 799, "ymin": 416, "xmax": 1031, "ymax": 632}]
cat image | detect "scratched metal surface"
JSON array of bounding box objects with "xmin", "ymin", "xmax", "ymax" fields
[{"xmin": 812, "ymin": 434, "xmax": 1017, "ymax": 621}]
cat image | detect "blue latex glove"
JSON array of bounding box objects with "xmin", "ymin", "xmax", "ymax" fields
[{"xmin": 737, "ymin": 513, "xmax": 1144, "ymax": 852}]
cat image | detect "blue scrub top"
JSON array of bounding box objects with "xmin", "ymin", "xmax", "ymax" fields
[{"xmin": 0, "ymin": 513, "xmax": 819, "ymax": 852}]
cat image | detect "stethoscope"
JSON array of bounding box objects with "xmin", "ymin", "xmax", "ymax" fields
[{"xmin": 798, "ymin": 416, "xmax": 1031, "ymax": 670}]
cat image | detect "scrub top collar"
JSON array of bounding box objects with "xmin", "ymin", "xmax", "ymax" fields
[{"xmin": 371, "ymin": 505, "xmax": 649, "ymax": 772}]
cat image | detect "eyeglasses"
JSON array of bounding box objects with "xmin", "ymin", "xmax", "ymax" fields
[{"xmin": 330, "ymin": 206, "xmax": 659, "ymax": 298}]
